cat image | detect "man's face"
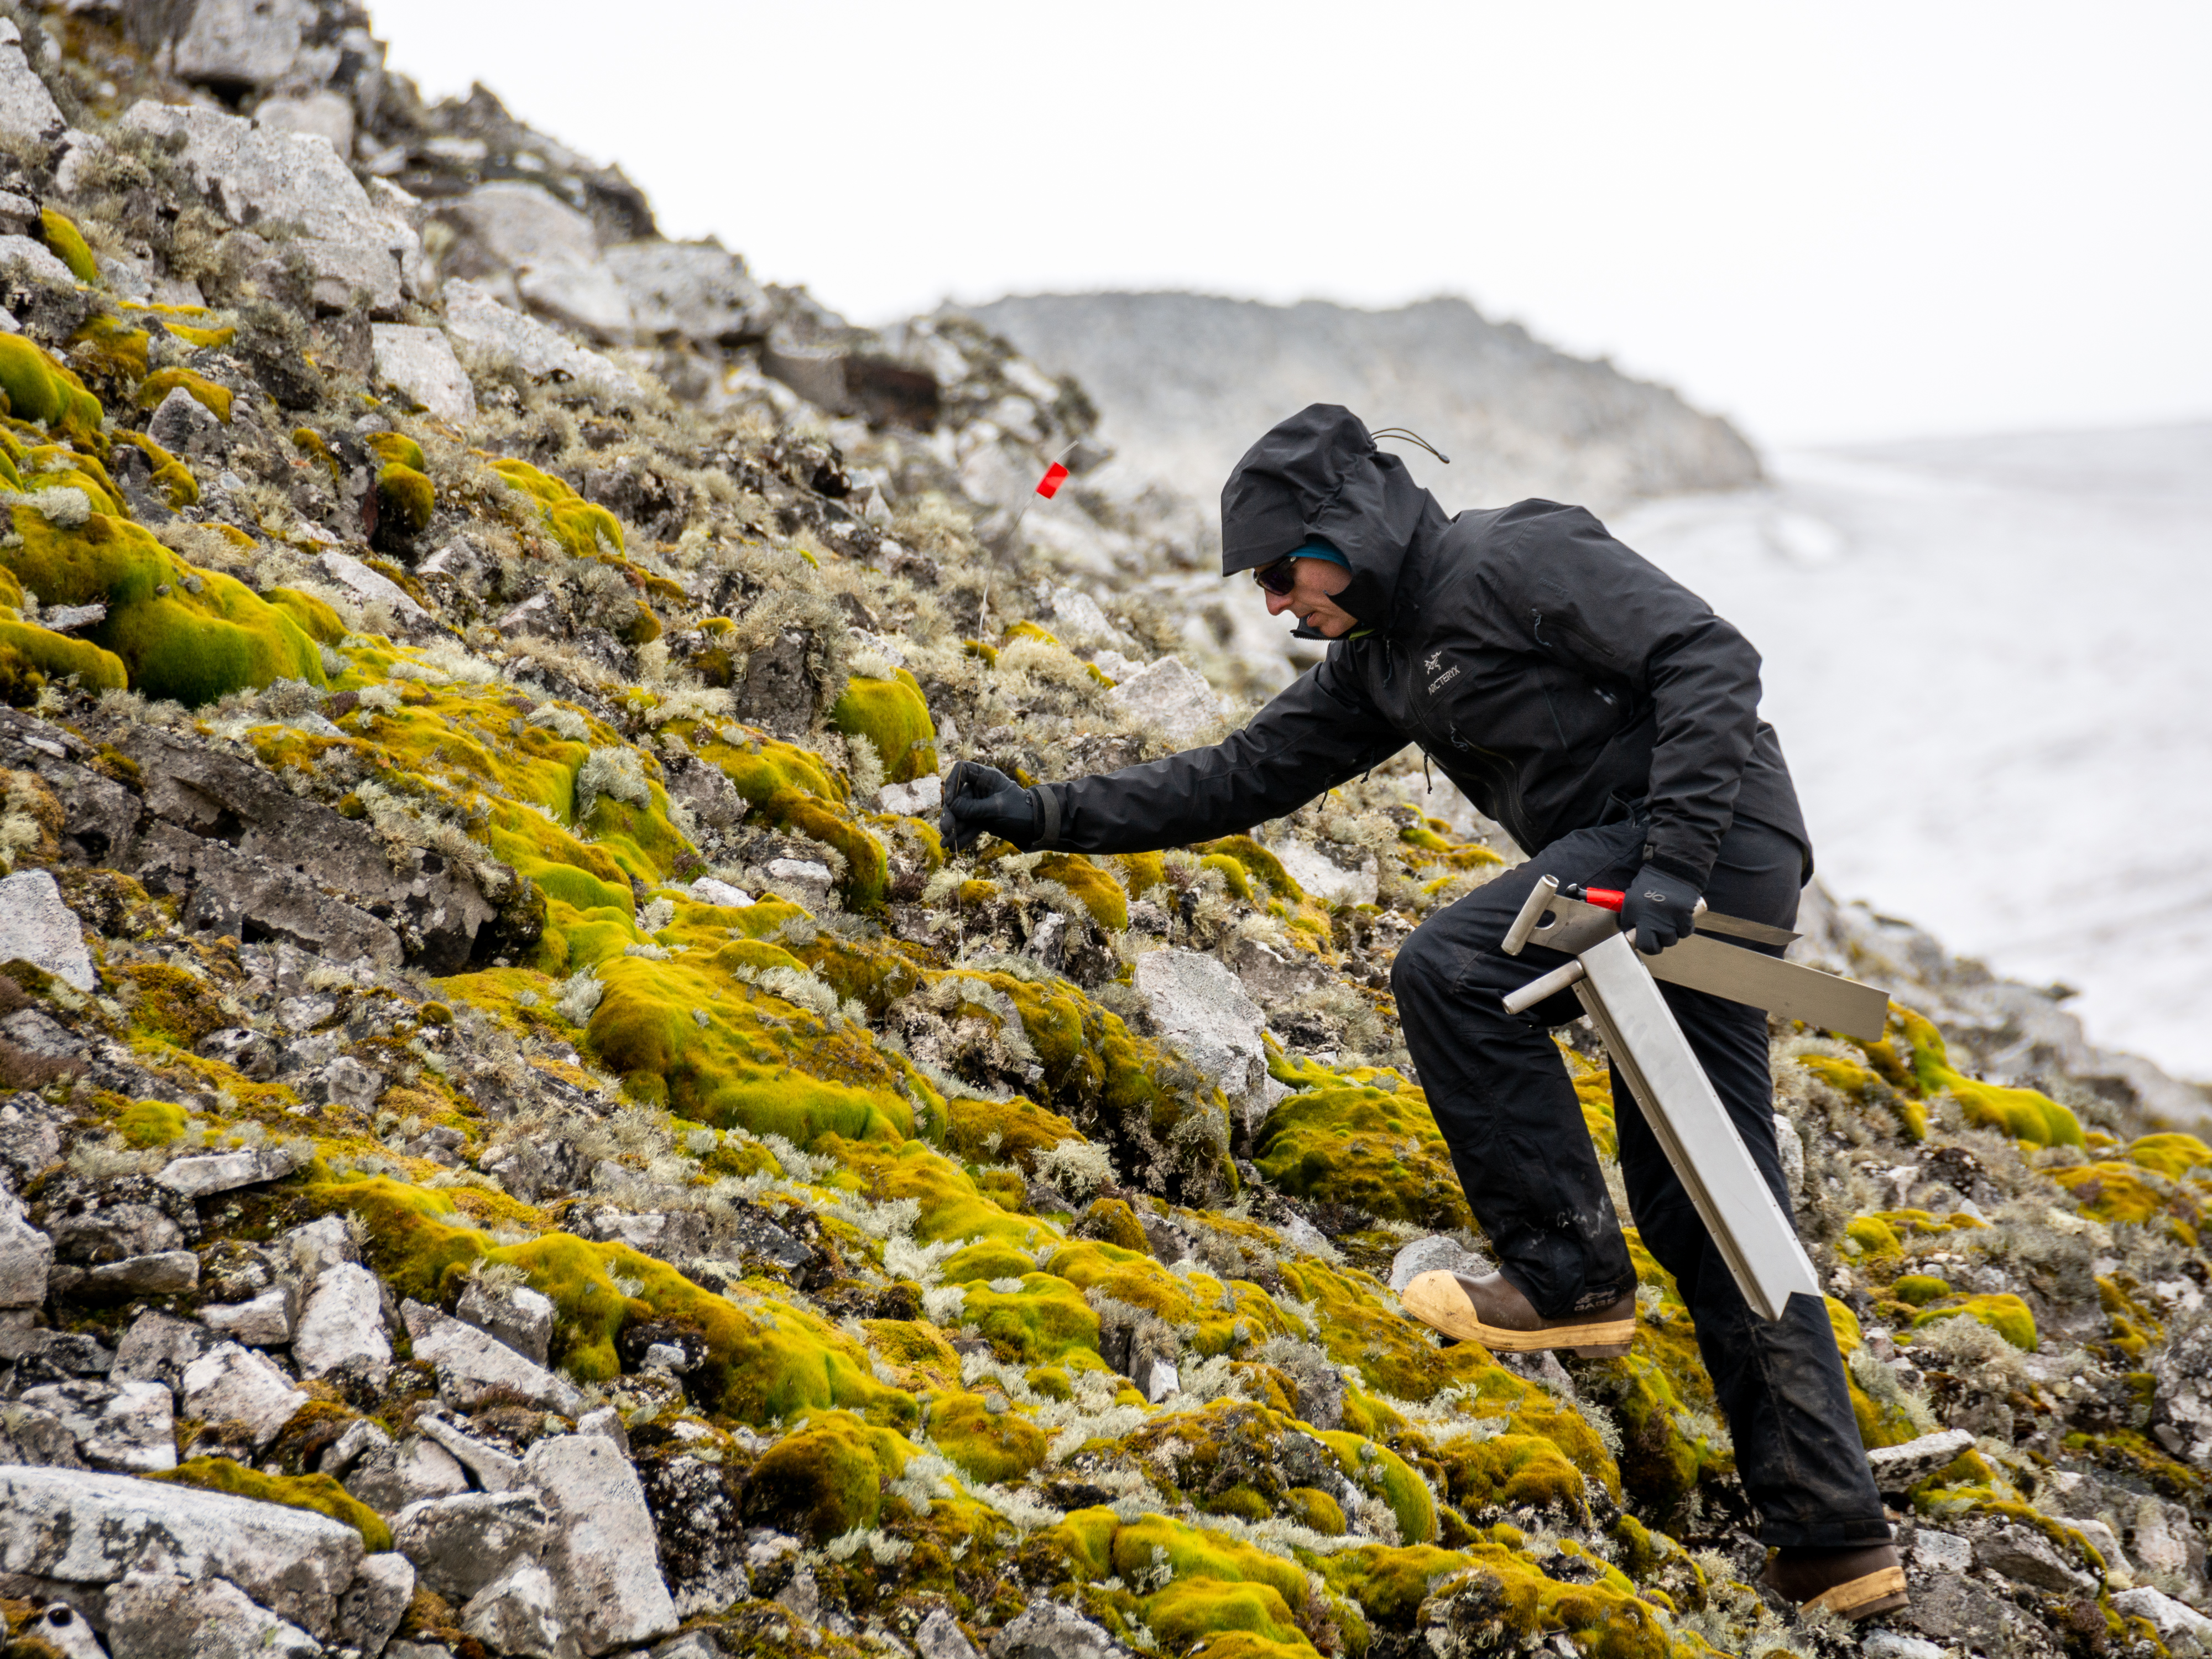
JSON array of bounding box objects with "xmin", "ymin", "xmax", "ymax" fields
[{"xmin": 1259, "ymin": 556, "xmax": 1359, "ymax": 637}]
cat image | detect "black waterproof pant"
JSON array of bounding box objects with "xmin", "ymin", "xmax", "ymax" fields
[{"xmin": 1390, "ymin": 815, "xmax": 1890, "ymax": 1547}]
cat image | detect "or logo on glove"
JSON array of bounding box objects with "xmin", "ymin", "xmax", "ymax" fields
[
  {"xmin": 940, "ymin": 761, "xmax": 1039, "ymax": 853},
  {"xmin": 1619, "ymin": 863, "xmax": 1702, "ymax": 956}
]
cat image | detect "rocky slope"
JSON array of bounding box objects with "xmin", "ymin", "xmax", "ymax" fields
[
  {"xmin": 955, "ymin": 291, "xmax": 1764, "ymax": 524},
  {"xmin": 0, "ymin": 7, "xmax": 2205, "ymax": 1659}
]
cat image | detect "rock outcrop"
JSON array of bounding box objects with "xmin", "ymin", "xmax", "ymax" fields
[{"xmin": 0, "ymin": 5, "xmax": 2199, "ymax": 1659}]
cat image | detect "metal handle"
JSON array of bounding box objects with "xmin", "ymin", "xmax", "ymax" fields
[
  {"xmin": 1501, "ymin": 875, "xmax": 1559, "ymax": 957},
  {"xmin": 1503, "ymin": 957, "xmax": 1587, "ymax": 1014}
]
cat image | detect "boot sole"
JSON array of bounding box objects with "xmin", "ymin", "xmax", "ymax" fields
[
  {"xmin": 1400, "ymin": 1276, "xmax": 1636, "ymax": 1354},
  {"xmin": 1802, "ymin": 1566, "xmax": 1909, "ymax": 1620}
]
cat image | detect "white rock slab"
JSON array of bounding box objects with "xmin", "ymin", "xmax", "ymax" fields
[
  {"xmin": 2114, "ymin": 1585, "xmax": 2212, "ymax": 1641},
  {"xmin": 1386, "ymin": 1234, "xmax": 1484, "ymax": 1293},
  {"xmin": 0, "ymin": 20, "xmax": 64, "ymax": 144},
  {"xmin": 293, "ymin": 1262, "xmax": 391, "ymax": 1378},
  {"xmin": 391, "ymin": 1490, "xmax": 553, "ymax": 1603},
  {"xmin": 0, "ymin": 233, "xmax": 80, "ymax": 289},
  {"xmin": 456, "ymin": 1277, "xmax": 555, "ymax": 1366},
  {"xmin": 461, "ymin": 1559, "xmax": 567, "ymax": 1657},
  {"xmin": 1133, "ymin": 947, "xmax": 1270, "ymax": 1117},
  {"xmin": 1106, "ymin": 655, "xmax": 1225, "ymax": 749},
  {"xmin": 317, "ymin": 549, "xmax": 429, "ymax": 623},
  {"xmin": 17, "ymin": 1378, "xmax": 175, "ymax": 1472},
  {"xmin": 523, "ymin": 1433, "xmax": 679, "ymax": 1653},
  {"xmin": 106, "ymin": 1568, "xmax": 321, "ymax": 1658},
  {"xmin": 687, "ymin": 877, "xmax": 754, "ymax": 909},
  {"xmin": 203, "ymin": 1284, "xmax": 295, "ymax": 1347},
  {"xmin": 1267, "ymin": 838, "xmax": 1380, "ymax": 907},
  {"xmin": 444, "ymin": 278, "xmax": 644, "ymax": 401},
  {"xmin": 0, "ymin": 869, "xmax": 95, "ymax": 990},
  {"xmin": 179, "ymin": 1341, "xmax": 309, "ymax": 1451},
  {"xmin": 372, "ymin": 322, "xmax": 476, "ymax": 422},
  {"xmin": 0, "ymin": 1465, "xmax": 363, "ymax": 1637},
  {"xmin": 0, "ymin": 1190, "xmax": 51, "ymax": 1306},
  {"xmin": 155, "ymin": 1142, "xmax": 304, "ymax": 1198},
  {"xmin": 1865, "ymin": 1426, "xmax": 1975, "ymax": 1489},
  {"xmin": 401, "ymin": 1299, "xmax": 582, "ymax": 1415},
  {"xmin": 277, "ymin": 1213, "xmax": 358, "ymax": 1286},
  {"xmin": 335, "ymin": 1552, "xmax": 416, "ymax": 1657},
  {"xmin": 172, "ymin": 0, "xmax": 309, "ymax": 89},
  {"xmin": 879, "ymin": 774, "xmax": 943, "ymax": 817},
  {"xmin": 604, "ymin": 238, "xmax": 765, "ymax": 344}
]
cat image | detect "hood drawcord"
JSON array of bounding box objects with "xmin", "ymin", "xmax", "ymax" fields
[{"xmin": 1369, "ymin": 427, "xmax": 1453, "ymax": 465}]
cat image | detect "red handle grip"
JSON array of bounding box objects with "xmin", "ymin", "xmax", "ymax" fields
[{"xmin": 1582, "ymin": 887, "xmax": 1625, "ymax": 912}]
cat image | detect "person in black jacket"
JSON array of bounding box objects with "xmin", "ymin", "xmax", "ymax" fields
[{"xmin": 942, "ymin": 405, "xmax": 1904, "ymax": 1620}]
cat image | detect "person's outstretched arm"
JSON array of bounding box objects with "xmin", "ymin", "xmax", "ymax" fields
[{"xmin": 943, "ymin": 650, "xmax": 1402, "ymax": 855}]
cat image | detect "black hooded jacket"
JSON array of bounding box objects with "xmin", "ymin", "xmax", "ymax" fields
[{"xmin": 1030, "ymin": 405, "xmax": 1808, "ymax": 887}]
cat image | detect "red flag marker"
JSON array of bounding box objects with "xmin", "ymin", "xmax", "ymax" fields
[{"xmin": 1036, "ymin": 462, "xmax": 1070, "ymax": 498}]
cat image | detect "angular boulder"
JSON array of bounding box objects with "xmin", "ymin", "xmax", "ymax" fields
[
  {"xmin": 15, "ymin": 1379, "xmax": 175, "ymax": 1472},
  {"xmin": 391, "ymin": 1489, "xmax": 553, "ymax": 1603},
  {"xmin": 0, "ymin": 1465, "xmax": 364, "ymax": 1637},
  {"xmin": 523, "ymin": 1433, "xmax": 679, "ymax": 1653},
  {"xmin": 101, "ymin": 1569, "xmax": 321, "ymax": 1659},
  {"xmin": 0, "ymin": 1190, "xmax": 52, "ymax": 1306},
  {"xmin": 179, "ymin": 1341, "xmax": 309, "ymax": 1452},
  {"xmin": 401, "ymin": 1298, "xmax": 583, "ymax": 1415},
  {"xmin": 0, "ymin": 869, "xmax": 96, "ymax": 992},
  {"xmin": 293, "ymin": 1261, "xmax": 392, "ymax": 1378},
  {"xmin": 372, "ymin": 322, "xmax": 477, "ymax": 422},
  {"xmin": 1133, "ymin": 948, "xmax": 1272, "ymax": 1125}
]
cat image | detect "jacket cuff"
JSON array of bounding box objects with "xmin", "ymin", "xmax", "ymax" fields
[
  {"xmin": 1030, "ymin": 785, "xmax": 1061, "ymax": 850},
  {"xmin": 1641, "ymin": 846, "xmax": 1709, "ymax": 889}
]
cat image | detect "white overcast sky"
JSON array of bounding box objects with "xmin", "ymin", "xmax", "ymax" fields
[{"xmin": 368, "ymin": 1, "xmax": 2210, "ymax": 448}]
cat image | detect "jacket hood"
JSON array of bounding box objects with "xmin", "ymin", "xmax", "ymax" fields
[{"xmin": 1219, "ymin": 404, "xmax": 1441, "ymax": 630}]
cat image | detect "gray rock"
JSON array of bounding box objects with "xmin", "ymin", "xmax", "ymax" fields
[
  {"xmin": 457, "ymin": 1276, "xmax": 556, "ymax": 1366},
  {"xmin": 112, "ymin": 1310, "xmax": 216, "ymax": 1389},
  {"xmin": 413, "ymin": 1408, "xmax": 526, "ymax": 1493},
  {"xmin": 1901, "ymin": 1569, "xmax": 2062, "ymax": 1655},
  {"xmin": 148, "ymin": 383, "xmax": 225, "ymax": 455},
  {"xmin": 14, "ymin": 1601, "xmax": 101, "ymax": 1659},
  {"xmin": 988, "ymin": 1600, "xmax": 1127, "ymax": 1659},
  {"xmin": 203, "ymin": 1284, "xmax": 296, "ymax": 1346},
  {"xmin": 0, "ymin": 1190, "xmax": 51, "ymax": 1306},
  {"xmin": 319, "ymin": 1415, "xmax": 392, "ymax": 1478},
  {"xmin": 2113, "ymin": 1586, "xmax": 2212, "ymax": 1641},
  {"xmin": 179, "ymin": 1340, "xmax": 309, "ymax": 1451},
  {"xmin": 1139, "ymin": 1355, "xmax": 1180, "ymax": 1404},
  {"xmin": 1133, "ymin": 947, "xmax": 1270, "ymax": 1121},
  {"xmin": 1865, "ymin": 1427, "xmax": 1975, "ymax": 1493},
  {"xmin": 1974, "ymin": 1520, "xmax": 2098, "ymax": 1594},
  {"xmin": 48, "ymin": 1197, "xmax": 181, "ymax": 1266},
  {"xmin": 336, "ymin": 1551, "xmax": 418, "ymax": 1657},
  {"xmin": 173, "ymin": 0, "xmax": 311, "ymax": 91},
  {"xmin": 604, "ymin": 238, "xmax": 766, "ymax": 345},
  {"xmin": 392, "ymin": 1490, "xmax": 554, "ymax": 1603},
  {"xmin": 1232, "ymin": 935, "xmax": 1329, "ymax": 1003},
  {"xmin": 0, "ymin": 19, "xmax": 65, "ymax": 144},
  {"xmin": 0, "ymin": 1091, "xmax": 64, "ymax": 1186},
  {"xmin": 293, "ymin": 1261, "xmax": 392, "ymax": 1378},
  {"xmin": 0, "ymin": 1399, "xmax": 83, "ymax": 1468},
  {"xmin": 105, "ymin": 1568, "xmax": 322, "ymax": 1658},
  {"xmin": 1910, "ymin": 1526, "xmax": 1973, "ymax": 1573},
  {"xmin": 372, "ymin": 322, "xmax": 477, "ymax": 422},
  {"xmin": 1105, "ymin": 654, "xmax": 1223, "ymax": 749},
  {"xmin": 118, "ymin": 101, "xmax": 415, "ymax": 314},
  {"xmin": 461, "ymin": 1559, "xmax": 568, "ymax": 1658},
  {"xmin": 916, "ymin": 1607, "xmax": 983, "ymax": 1659},
  {"xmin": 137, "ymin": 821, "xmax": 403, "ymax": 970},
  {"xmin": 445, "ymin": 180, "xmax": 630, "ymax": 338},
  {"xmin": 403, "ymin": 1298, "xmax": 583, "ymax": 1415},
  {"xmin": 196, "ymin": 1026, "xmax": 280, "ymax": 1081},
  {"xmin": 253, "ymin": 88, "xmax": 356, "ymax": 156},
  {"xmin": 1859, "ymin": 1634, "xmax": 1944, "ymax": 1659},
  {"xmin": 321, "ymin": 548, "xmax": 431, "ymax": 622},
  {"xmin": 17, "ymin": 1378, "xmax": 175, "ymax": 1473},
  {"xmin": 878, "ymin": 774, "xmax": 942, "ymax": 818},
  {"xmin": 1387, "ymin": 1234, "xmax": 1484, "ymax": 1293},
  {"xmin": 524, "ymin": 1433, "xmax": 680, "ymax": 1653},
  {"xmin": 1266, "ymin": 837, "xmax": 1379, "ymax": 907},
  {"xmin": 320, "ymin": 1053, "xmax": 387, "ymax": 1112},
  {"xmin": 0, "ymin": 870, "xmax": 95, "ymax": 992},
  {"xmin": 345, "ymin": 1433, "xmax": 471, "ymax": 1515},
  {"xmin": 86, "ymin": 1249, "xmax": 200, "ymax": 1295},
  {"xmin": 0, "ymin": 1465, "xmax": 364, "ymax": 1636},
  {"xmin": 576, "ymin": 1403, "xmax": 628, "ymax": 1453},
  {"xmin": 0, "ymin": 233, "xmax": 80, "ymax": 289},
  {"xmin": 765, "ymin": 857, "xmax": 833, "ymax": 902},
  {"xmin": 277, "ymin": 1214, "xmax": 359, "ymax": 1286},
  {"xmin": 156, "ymin": 1143, "xmax": 305, "ymax": 1199},
  {"xmin": 444, "ymin": 278, "xmax": 645, "ymax": 401}
]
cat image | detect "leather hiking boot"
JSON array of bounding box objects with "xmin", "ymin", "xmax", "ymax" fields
[
  {"xmin": 1763, "ymin": 1543, "xmax": 1908, "ymax": 1620},
  {"xmin": 1400, "ymin": 1270, "xmax": 1635, "ymax": 1357}
]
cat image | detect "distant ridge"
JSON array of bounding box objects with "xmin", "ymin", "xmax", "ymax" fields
[{"xmin": 957, "ymin": 290, "xmax": 1762, "ymax": 518}]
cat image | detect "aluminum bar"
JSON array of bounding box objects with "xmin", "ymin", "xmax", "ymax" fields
[
  {"xmin": 1574, "ymin": 931, "xmax": 1822, "ymax": 1322},
  {"xmin": 1645, "ymin": 935, "xmax": 1890, "ymax": 1042}
]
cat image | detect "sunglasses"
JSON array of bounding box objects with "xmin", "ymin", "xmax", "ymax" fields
[{"xmin": 1251, "ymin": 557, "xmax": 1300, "ymax": 596}]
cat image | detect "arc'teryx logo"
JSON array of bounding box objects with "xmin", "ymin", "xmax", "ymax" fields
[
  {"xmin": 1426, "ymin": 650, "xmax": 1458, "ymax": 694},
  {"xmin": 1423, "ymin": 651, "xmax": 1443, "ymax": 674}
]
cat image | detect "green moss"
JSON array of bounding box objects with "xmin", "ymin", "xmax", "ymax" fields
[
  {"xmin": 1436, "ymin": 1433, "xmax": 1590, "ymax": 1516},
  {"xmin": 37, "ymin": 208, "xmax": 97, "ymax": 284},
  {"xmin": 136, "ymin": 366, "xmax": 233, "ymax": 424},
  {"xmin": 1031, "ymin": 853, "xmax": 1128, "ymax": 930},
  {"xmin": 1144, "ymin": 1579, "xmax": 1314, "ymax": 1655},
  {"xmin": 1322, "ymin": 1543, "xmax": 1477, "ymax": 1632},
  {"xmin": 1796, "ymin": 1051, "xmax": 1926, "ymax": 1142},
  {"xmin": 1254, "ymin": 1078, "xmax": 1473, "ymax": 1229},
  {"xmin": 148, "ymin": 1457, "xmax": 392, "ymax": 1553},
  {"xmin": 68, "ymin": 314, "xmax": 149, "ymax": 382},
  {"xmin": 116, "ymin": 1098, "xmax": 188, "ymax": 1147},
  {"xmin": 364, "ymin": 430, "xmax": 427, "ymax": 471},
  {"xmin": 0, "ymin": 619, "xmax": 127, "ymax": 700},
  {"xmin": 2053, "ymin": 1161, "xmax": 2183, "ymax": 1227},
  {"xmin": 488, "ymin": 457, "xmax": 623, "ymax": 558},
  {"xmin": 1846, "ymin": 1214, "xmax": 1902, "ymax": 1258},
  {"xmin": 263, "ymin": 587, "xmax": 346, "ymax": 644},
  {"xmin": 931, "ymin": 1391, "xmax": 1048, "ymax": 1483},
  {"xmin": 377, "ymin": 463, "xmax": 435, "ymax": 537},
  {"xmin": 4, "ymin": 506, "xmax": 324, "ymax": 706},
  {"xmin": 0, "ymin": 336, "xmax": 105, "ymax": 445},
  {"xmin": 831, "ymin": 671, "xmax": 937, "ymax": 784},
  {"xmin": 1319, "ymin": 1430, "xmax": 1438, "ymax": 1544},
  {"xmin": 110, "ymin": 430, "xmax": 198, "ymax": 507},
  {"xmin": 1911, "ymin": 1292, "xmax": 2039, "ymax": 1352},
  {"xmin": 739, "ymin": 1409, "xmax": 914, "ymax": 1542},
  {"xmin": 1890, "ymin": 1274, "xmax": 1951, "ymax": 1307},
  {"xmin": 2129, "ymin": 1133, "xmax": 2212, "ymax": 1179},
  {"xmin": 1887, "ymin": 1007, "xmax": 2082, "ymax": 1146}
]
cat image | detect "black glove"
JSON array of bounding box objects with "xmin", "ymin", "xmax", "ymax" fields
[
  {"xmin": 1620, "ymin": 863, "xmax": 1700, "ymax": 956},
  {"xmin": 940, "ymin": 761, "xmax": 1038, "ymax": 853}
]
